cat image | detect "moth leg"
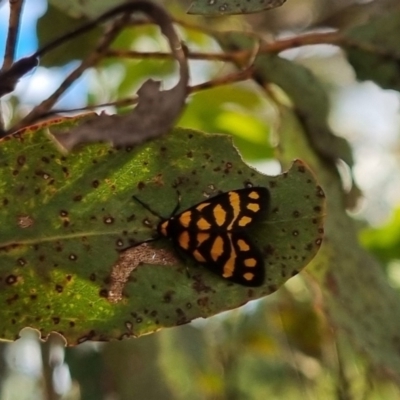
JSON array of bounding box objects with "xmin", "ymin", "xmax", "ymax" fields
[
  {"xmin": 169, "ymin": 190, "xmax": 182, "ymax": 217},
  {"xmin": 117, "ymin": 236, "xmax": 159, "ymax": 253}
]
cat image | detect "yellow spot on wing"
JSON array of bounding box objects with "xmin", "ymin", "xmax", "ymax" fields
[
  {"xmin": 227, "ymin": 191, "xmax": 240, "ymax": 230},
  {"xmin": 247, "ymin": 203, "xmax": 260, "ymax": 212},
  {"xmin": 244, "ymin": 258, "xmax": 257, "ymax": 267},
  {"xmin": 178, "ymin": 231, "xmax": 190, "ymax": 250},
  {"xmin": 179, "ymin": 210, "xmax": 191, "ymax": 228},
  {"xmin": 193, "ymin": 250, "xmax": 206, "ymax": 262},
  {"xmin": 213, "ymin": 204, "xmax": 226, "ymax": 226},
  {"xmin": 222, "ymin": 238, "xmax": 236, "ymax": 278},
  {"xmin": 211, "ymin": 236, "xmax": 224, "ymax": 261},
  {"xmin": 196, "ymin": 202, "xmax": 210, "ymax": 211},
  {"xmin": 248, "ymin": 191, "xmax": 260, "ymax": 200},
  {"xmin": 160, "ymin": 221, "xmax": 169, "ymax": 236},
  {"xmin": 243, "ymin": 272, "xmax": 255, "ymax": 281},
  {"xmin": 239, "ymin": 216, "xmax": 252, "ymax": 226},
  {"xmin": 237, "ymin": 239, "xmax": 250, "ymax": 251},
  {"xmin": 196, "ymin": 233, "xmax": 210, "ymax": 245},
  {"xmin": 197, "ymin": 217, "xmax": 211, "ymax": 230}
]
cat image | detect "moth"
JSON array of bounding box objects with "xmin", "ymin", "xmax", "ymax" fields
[{"xmin": 133, "ymin": 187, "xmax": 270, "ymax": 286}]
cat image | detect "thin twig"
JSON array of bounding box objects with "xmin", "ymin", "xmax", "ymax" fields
[
  {"xmin": 106, "ymin": 30, "xmax": 341, "ymax": 64},
  {"xmin": 9, "ymin": 15, "xmax": 130, "ymax": 133},
  {"xmin": 1, "ymin": 0, "xmax": 24, "ymax": 71},
  {"xmin": 36, "ymin": 65, "xmax": 254, "ymax": 119},
  {"xmin": 106, "ymin": 48, "xmax": 234, "ymax": 62}
]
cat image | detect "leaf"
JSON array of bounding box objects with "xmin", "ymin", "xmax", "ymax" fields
[
  {"xmin": 0, "ymin": 115, "xmax": 325, "ymax": 344},
  {"xmin": 360, "ymin": 208, "xmax": 400, "ymax": 264},
  {"xmin": 36, "ymin": 3, "xmax": 101, "ymax": 67},
  {"xmin": 49, "ymin": 0, "xmax": 128, "ymax": 19},
  {"xmin": 187, "ymin": 0, "xmax": 286, "ymax": 16},
  {"xmin": 277, "ymin": 104, "xmax": 400, "ymax": 381},
  {"xmin": 343, "ymin": 9, "xmax": 400, "ymax": 91},
  {"xmin": 178, "ymin": 85, "xmax": 274, "ymax": 161},
  {"xmin": 215, "ymin": 31, "xmax": 354, "ymax": 168}
]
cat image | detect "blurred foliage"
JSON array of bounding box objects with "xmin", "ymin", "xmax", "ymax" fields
[
  {"xmin": 3, "ymin": 0, "xmax": 400, "ymax": 399},
  {"xmin": 361, "ymin": 209, "xmax": 400, "ymax": 265}
]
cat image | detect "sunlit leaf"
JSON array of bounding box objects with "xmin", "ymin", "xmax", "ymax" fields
[{"xmin": 0, "ymin": 115, "xmax": 324, "ymax": 344}]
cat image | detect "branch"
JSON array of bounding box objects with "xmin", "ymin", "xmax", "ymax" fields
[{"xmin": 1, "ymin": 0, "xmax": 24, "ymax": 71}]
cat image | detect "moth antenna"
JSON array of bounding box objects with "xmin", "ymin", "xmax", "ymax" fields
[{"xmin": 132, "ymin": 195, "xmax": 165, "ymax": 219}]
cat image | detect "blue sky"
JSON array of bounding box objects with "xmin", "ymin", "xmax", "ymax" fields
[
  {"xmin": 0, "ymin": 0, "xmax": 47, "ymax": 59},
  {"xmin": 1, "ymin": 0, "xmax": 88, "ymax": 110}
]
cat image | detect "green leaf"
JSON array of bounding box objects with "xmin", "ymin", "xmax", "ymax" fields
[
  {"xmin": 0, "ymin": 115, "xmax": 324, "ymax": 344},
  {"xmin": 179, "ymin": 85, "xmax": 274, "ymax": 161},
  {"xmin": 49, "ymin": 0, "xmax": 127, "ymax": 18},
  {"xmin": 277, "ymin": 103, "xmax": 400, "ymax": 380},
  {"xmin": 344, "ymin": 9, "xmax": 400, "ymax": 91},
  {"xmin": 187, "ymin": 0, "xmax": 286, "ymax": 15},
  {"xmin": 360, "ymin": 208, "xmax": 400, "ymax": 264},
  {"xmin": 37, "ymin": 4, "xmax": 101, "ymax": 67},
  {"xmin": 215, "ymin": 31, "xmax": 354, "ymax": 168}
]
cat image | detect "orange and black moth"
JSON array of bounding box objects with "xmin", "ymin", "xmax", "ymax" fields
[{"xmin": 133, "ymin": 187, "xmax": 270, "ymax": 287}]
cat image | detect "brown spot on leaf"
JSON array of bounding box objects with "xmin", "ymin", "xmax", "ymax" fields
[
  {"xmin": 268, "ymin": 285, "xmax": 277, "ymax": 292},
  {"xmin": 269, "ymin": 181, "xmax": 277, "ymax": 188},
  {"xmin": 17, "ymin": 258, "xmax": 26, "ymax": 266},
  {"xmin": 69, "ymin": 254, "xmax": 77, "ymax": 261},
  {"xmin": 6, "ymin": 294, "xmax": 19, "ymax": 304},
  {"xmin": 176, "ymin": 308, "xmax": 187, "ymax": 325},
  {"xmin": 73, "ymin": 195, "xmax": 82, "ymax": 202},
  {"xmin": 316, "ymin": 186, "xmax": 325, "ymax": 198},
  {"xmin": 60, "ymin": 210, "xmax": 68, "ymax": 217},
  {"xmin": 292, "ymin": 210, "xmax": 300, "ymax": 218},
  {"xmin": 52, "ymin": 317, "xmax": 60, "ymax": 325},
  {"xmin": 163, "ymin": 290, "xmax": 175, "ymax": 303},
  {"xmin": 92, "ymin": 180, "xmax": 99, "ymax": 188},
  {"xmin": 3, "ymin": 198, "xmax": 9, "ymax": 206},
  {"xmin": 292, "ymin": 230, "xmax": 299, "ymax": 237},
  {"xmin": 17, "ymin": 155, "xmax": 26, "ymax": 166},
  {"xmin": 17, "ymin": 214, "xmax": 34, "ymax": 228},
  {"xmin": 143, "ymin": 218, "xmax": 152, "ymax": 227},
  {"xmin": 6, "ymin": 275, "xmax": 17, "ymax": 285},
  {"xmin": 99, "ymin": 289, "xmax": 108, "ymax": 298},
  {"xmin": 297, "ymin": 165, "xmax": 305, "ymax": 173},
  {"xmin": 103, "ymin": 216, "xmax": 114, "ymax": 224},
  {"xmin": 55, "ymin": 285, "xmax": 63, "ymax": 293},
  {"xmin": 137, "ymin": 181, "xmax": 145, "ymax": 190},
  {"xmin": 125, "ymin": 321, "xmax": 133, "ymax": 331}
]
